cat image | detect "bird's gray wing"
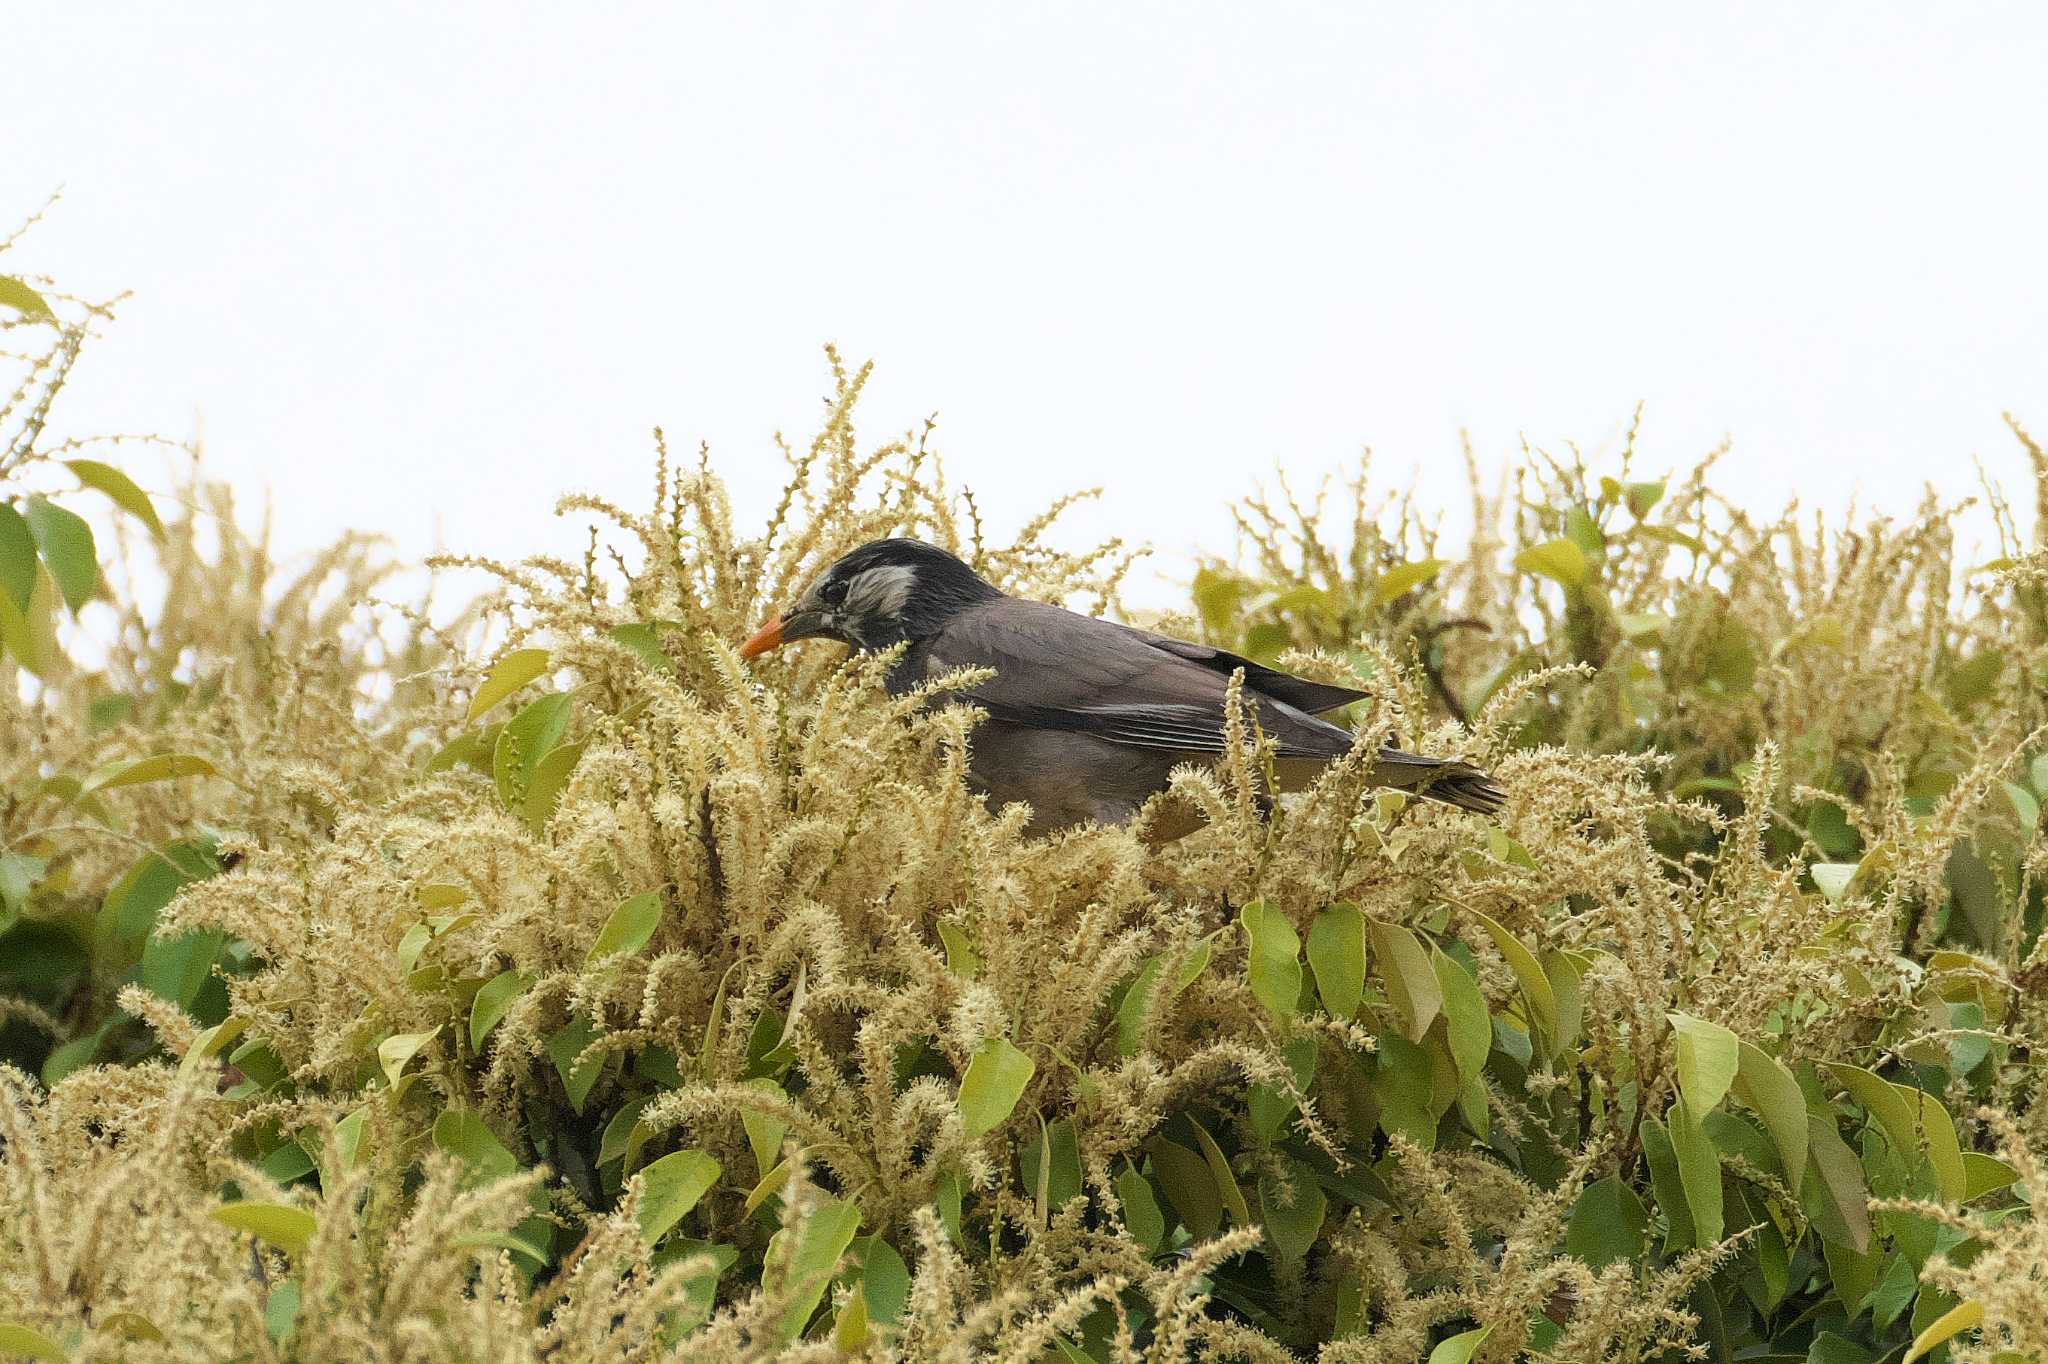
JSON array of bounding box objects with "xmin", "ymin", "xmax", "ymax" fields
[
  {"xmin": 1130, "ymin": 631, "xmax": 1369, "ymax": 714},
  {"xmin": 916, "ymin": 599, "xmax": 1358, "ymax": 759}
]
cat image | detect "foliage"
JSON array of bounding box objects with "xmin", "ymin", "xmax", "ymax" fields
[{"xmin": 4, "ymin": 237, "xmax": 2047, "ymax": 1361}]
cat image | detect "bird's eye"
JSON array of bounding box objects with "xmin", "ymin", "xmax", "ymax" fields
[{"xmin": 821, "ymin": 578, "xmax": 849, "ymax": 606}]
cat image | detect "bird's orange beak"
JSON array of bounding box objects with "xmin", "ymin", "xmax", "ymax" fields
[{"xmin": 738, "ymin": 615, "xmax": 786, "ymax": 659}]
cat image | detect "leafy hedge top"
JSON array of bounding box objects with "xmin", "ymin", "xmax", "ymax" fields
[{"xmin": 4, "ymin": 245, "xmax": 2048, "ymax": 1363}]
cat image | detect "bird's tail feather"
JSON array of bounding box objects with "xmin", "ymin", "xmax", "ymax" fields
[{"xmin": 1368, "ymin": 748, "xmax": 1508, "ymax": 816}]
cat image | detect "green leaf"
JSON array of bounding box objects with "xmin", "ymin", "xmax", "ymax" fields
[
  {"xmin": 1426, "ymin": 1324, "xmax": 1493, "ymax": 1364},
  {"xmin": 210, "ymin": 1201, "xmax": 317, "ymax": 1256},
  {"xmin": 1640, "ymin": 1115, "xmax": 1695, "ymax": 1252},
  {"xmin": 589, "ymin": 891, "xmax": 663, "ymax": 962},
  {"xmin": 548, "ymin": 1018, "xmax": 603, "ymax": 1112},
  {"xmin": 769, "ymin": 1196, "xmax": 861, "ymax": 1345},
  {"xmin": 1258, "ymin": 1154, "xmax": 1328, "ymax": 1261},
  {"xmin": 523, "ymin": 740, "xmax": 584, "ymax": 832},
  {"xmin": 1115, "ymin": 1166, "xmax": 1166, "ymax": 1255},
  {"xmin": 1668, "ymin": 1096, "xmax": 1723, "ymax": 1246},
  {"xmin": 64, "ymin": 459, "xmax": 164, "ymax": 538},
  {"xmin": 1822, "ymin": 1063, "xmax": 1967, "ymax": 1203},
  {"xmin": 1372, "ymin": 558, "xmax": 1445, "ymax": 604},
  {"xmin": 1702, "ymin": 618, "xmax": 1759, "ymax": 693},
  {"xmin": 1632, "ymin": 523, "xmax": 1708, "ymax": 554},
  {"xmin": 1803, "ymin": 1114, "xmax": 1872, "ymax": 1253},
  {"xmin": 598, "ymin": 1096, "xmax": 653, "ymax": 1168},
  {"xmin": 23, "ymin": 496, "xmax": 96, "ymax": 614},
  {"xmin": 493, "ymin": 691, "xmax": 574, "ymax": 810},
  {"xmin": 1240, "ymin": 900, "xmax": 1303, "ymax": 1025},
  {"xmin": 608, "ymin": 621, "xmax": 677, "ymax": 674},
  {"xmin": 1432, "ymin": 948, "xmax": 1491, "ymax": 1084},
  {"xmin": 0, "ymin": 276, "xmax": 54, "ymax": 319},
  {"xmin": 937, "ymin": 920, "xmax": 981, "ymax": 979},
  {"xmin": 1189, "ymin": 1119, "xmax": 1251, "ymax": 1227},
  {"xmin": 469, "ymin": 970, "xmax": 532, "ymax": 1050},
  {"xmin": 741, "ymin": 1079, "xmax": 790, "ymax": 1177},
  {"xmin": 1730, "ymin": 1041, "xmax": 1807, "ymax": 1196},
  {"xmin": 1668, "ymin": 1012, "xmax": 1740, "ymax": 1116},
  {"xmin": 1962, "ymin": 1151, "xmax": 2020, "ymax": 1202},
  {"xmin": 0, "ymin": 560, "xmax": 59, "ymax": 675},
  {"xmin": 377, "ymin": 1028, "xmax": 436, "ymax": 1089},
  {"xmin": 0, "ymin": 502, "xmax": 35, "ymax": 613},
  {"xmin": 467, "ymin": 647, "xmax": 552, "ymax": 722},
  {"xmin": 432, "ymin": 1109, "xmax": 519, "ymax": 1180},
  {"xmin": 1565, "ymin": 1174, "xmax": 1648, "ymax": 1268},
  {"xmin": 1625, "ymin": 480, "xmax": 1665, "ymax": 519},
  {"xmin": 853, "ymin": 1235, "xmax": 911, "ymax": 1323},
  {"xmin": 0, "ymin": 1323, "xmax": 69, "ymax": 1362},
  {"xmin": 1248, "ymin": 1036, "xmax": 1319, "ymax": 1142},
  {"xmin": 1369, "ymin": 919, "xmax": 1441, "ymax": 1042},
  {"xmin": 1460, "ymin": 906, "xmax": 1558, "ymax": 1050},
  {"xmin": 1903, "ymin": 1299, "xmax": 1982, "ymax": 1363},
  {"xmin": 1515, "ymin": 537, "xmax": 1589, "ymax": 588},
  {"xmin": 1306, "ymin": 902, "xmax": 1365, "ymax": 1019},
  {"xmin": 1192, "ymin": 567, "xmax": 1248, "ymax": 636},
  {"xmin": 77, "ymin": 752, "xmax": 216, "ymax": 795},
  {"xmin": 1149, "ymin": 1138, "xmax": 1221, "ymax": 1240},
  {"xmin": 958, "ymin": 1037, "xmax": 1034, "ymax": 1139},
  {"xmin": 636, "ymin": 1150, "xmax": 722, "ymax": 1244}
]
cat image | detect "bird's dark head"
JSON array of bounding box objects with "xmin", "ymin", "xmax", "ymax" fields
[{"xmin": 739, "ymin": 537, "xmax": 1002, "ymax": 658}]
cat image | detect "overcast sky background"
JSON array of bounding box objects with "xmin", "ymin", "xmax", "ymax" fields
[{"xmin": 10, "ymin": 4, "xmax": 2047, "ymax": 607}]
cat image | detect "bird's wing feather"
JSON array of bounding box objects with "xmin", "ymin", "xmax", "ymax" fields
[
  {"xmin": 917, "ymin": 599, "xmax": 1359, "ymax": 759},
  {"xmin": 1132, "ymin": 632, "xmax": 1369, "ymax": 713}
]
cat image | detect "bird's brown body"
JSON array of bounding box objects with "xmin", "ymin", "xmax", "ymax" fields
[{"xmin": 742, "ymin": 538, "xmax": 1504, "ymax": 836}]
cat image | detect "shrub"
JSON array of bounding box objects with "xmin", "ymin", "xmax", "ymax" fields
[{"xmin": 3, "ymin": 241, "xmax": 2045, "ymax": 1362}]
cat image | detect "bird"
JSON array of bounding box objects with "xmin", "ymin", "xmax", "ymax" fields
[{"xmin": 739, "ymin": 537, "xmax": 1505, "ymax": 836}]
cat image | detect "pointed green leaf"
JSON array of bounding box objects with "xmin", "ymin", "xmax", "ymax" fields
[
  {"xmin": 1427, "ymin": 1324, "xmax": 1493, "ymax": 1364},
  {"xmin": 1189, "ymin": 1119, "xmax": 1251, "ymax": 1227},
  {"xmin": 1962, "ymin": 1151, "xmax": 2020, "ymax": 1202},
  {"xmin": 1149, "ymin": 1138, "xmax": 1221, "ymax": 1240},
  {"xmin": 377, "ymin": 1028, "xmax": 436, "ymax": 1088},
  {"xmin": 433, "ymin": 1109, "xmax": 519, "ymax": 1180},
  {"xmin": 493, "ymin": 691, "xmax": 574, "ymax": 809},
  {"xmin": 1668, "ymin": 1096, "xmax": 1723, "ymax": 1246},
  {"xmin": 210, "ymin": 1201, "xmax": 317, "ymax": 1256},
  {"xmin": 1258, "ymin": 1154, "xmax": 1327, "ymax": 1261},
  {"xmin": 64, "ymin": 459, "xmax": 163, "ymax": 538},
  {"xmin": 1823, "ymin": 1063, "xmax": 1966, "ymax": 1202},
  {"xmin": 1240, "ymin": 900, "xmax": 1303, "ymax": 1025},
  {"xmin": 78, "ymin": 752, "xmax": 216, "ymax": 795},
  {"xmin": 1515, "ymin": 537, "xmax": 1589, "ymax": 588},
  {"xmin": 1731, "ymin": 1041, "xmax": 1807, "ymax": 1196},
  {"xmin": 469, "ymin": 970, "xmax": 532, "ymax": 1050},
  {"xmin": 1802, "ymin": 1113, "xmax": 1872, "ymax": 1253},
  {"xmin": 1372, "ymin": 558, "xmax": 1445, "ymax": 604},
  {"xmin": 1812, "ymin": 862, "xmax": 1860, "ymax": 902},
  {"xmin": 589, "ymin": 891, "xmax": 663, "ymax": 962},
  {"xmin": 1306, "ymin": 901, "xmax": 1365, "ymax": 1019},
  {"xmin": 0, "ymin": 502, "xmax": 35, "ymax": 613},
  {"xmin": 958, "ymin": 1037, "xmax": 1034, "ymax": 1139},
  {"xmin": 1369, "ymin": 919, "xmax": 1441, "ymax": 1042},
  {"xmin": 769, "ymin": 1195, "xmax": 860, "ymax": 1344},
  {"xmin": 0, "ymin": 276, "xmax": 54, "ymax": 319},
  {"xmin": 1904, "ymin": 1299, "xmax": 1982, "ymax": 1363},
  {"xmin": 468, "ymin": 647, "xmax": 552, "ymax": 721},
  {"xmin": 1115, "ymin": 1166, "xmax": 1165, "ymax": 1254},
  {"xmin": 0, "ymin": 1323, "xmax": 69, "ymax": 1362},
  {"xmin": 1462, "ymin": 906, "xmax": 1557, "ymax": 1047},
  {"xmin": 1668, "ymin": 1011, "xmax": 1740, "ymax": 1116},
  {"xmin": 1433, "ymin": 948, "xmax": 1491, "ymax": 1084},
  {"xmin": 1565, "ymin": 1174, "xmax": 1648, "ymax": 1268},
  {"xmin": 636, "ymin": 1149, "xmax": 721, "ymax": 1244},
  {"xmin": 23, "ymin": 495, "xmax": 95, "ymax": 613}
]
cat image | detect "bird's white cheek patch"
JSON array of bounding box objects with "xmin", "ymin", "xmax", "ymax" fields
[{"xmin": 845, "ymin": 564, "xmax": 917, "ymax": 619}]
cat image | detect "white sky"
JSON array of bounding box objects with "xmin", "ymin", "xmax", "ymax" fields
[{"xmin": 11, "ymin": 3, "xmax": 2048, "ymax": 608}]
